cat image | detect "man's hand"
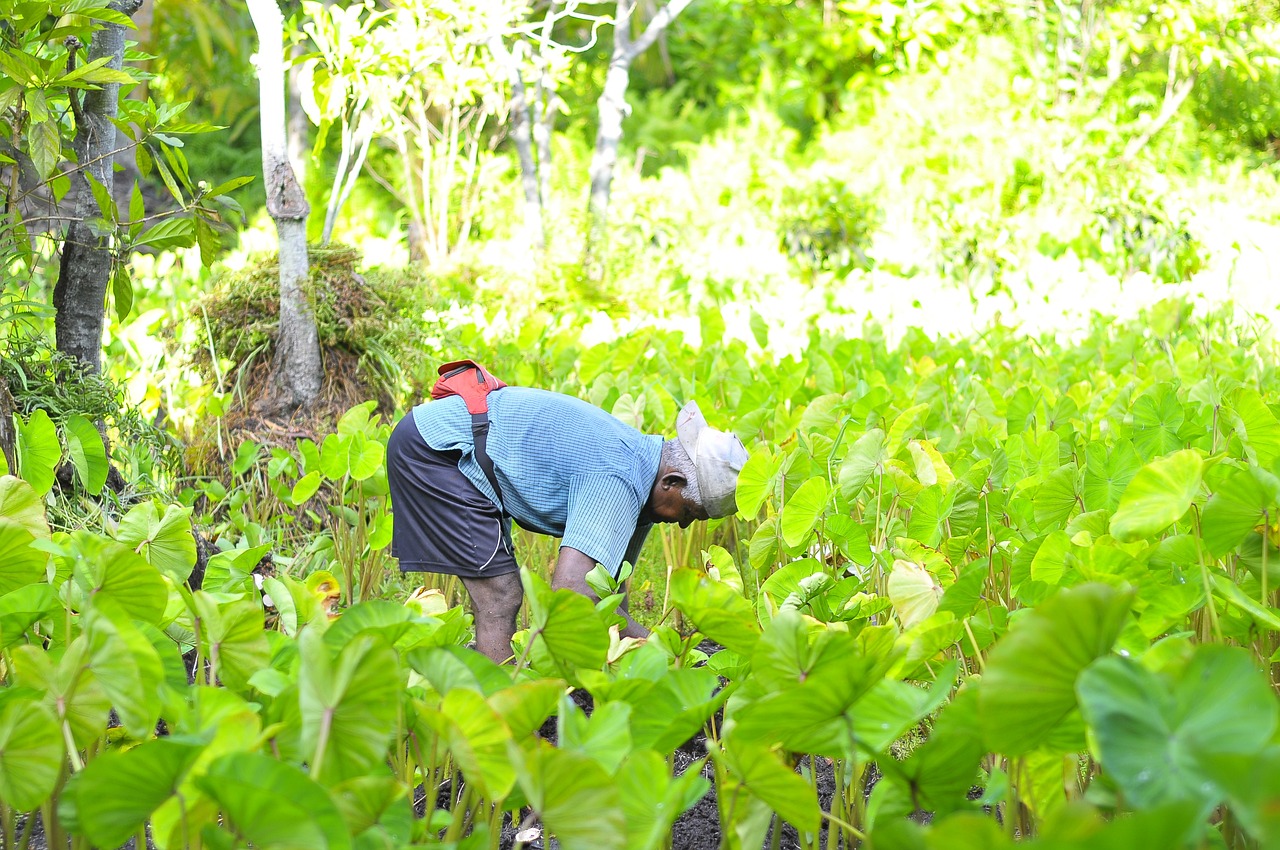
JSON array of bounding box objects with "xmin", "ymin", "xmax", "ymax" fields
[{"xmin": 553, "ymin": 546, "xmax": 649, "ymax": 639}]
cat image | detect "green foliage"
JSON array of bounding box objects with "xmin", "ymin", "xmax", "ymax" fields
[{"xmin": 776, "ymin": 174, "xmax": 879, "ymax": 276}]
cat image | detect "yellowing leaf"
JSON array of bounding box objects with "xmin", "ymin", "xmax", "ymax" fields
[{"xmin": 888, "ymin": 559, "xmax": 942, "ymax": 629}]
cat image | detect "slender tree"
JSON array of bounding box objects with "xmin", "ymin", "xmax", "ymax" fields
[
  {"xmin": 247, "ymin": 0, "xmax": 322, "ymax": 415},
  {"xmin": 52, "ymin": 0, "xmax": 144, "ymax": 374},
  {"xmin": 583, "ymin": 0, "xmax": 692, "ymax": 280}
]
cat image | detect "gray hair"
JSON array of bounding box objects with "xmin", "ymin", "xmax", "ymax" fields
[{"xmin": 662, "ymin": 439, "xmax": 702, "ymax": 506}]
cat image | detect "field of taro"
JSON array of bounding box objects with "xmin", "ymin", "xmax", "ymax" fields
[{"xmin": 3, "ymin": 299, "xmax": 1280, "ymax": 850}]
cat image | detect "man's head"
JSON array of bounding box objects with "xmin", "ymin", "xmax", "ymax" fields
[{"xmin": 645, "ymin": 402, "xmax": 748, "ymax": 527}]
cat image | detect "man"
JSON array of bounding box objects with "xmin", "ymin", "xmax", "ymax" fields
[{"xmin": 386, "ymin": 379, "xmax": 748, "ymax": 663}]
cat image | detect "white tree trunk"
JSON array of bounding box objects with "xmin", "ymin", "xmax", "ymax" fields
[
  {"xmin": 489, "ymin": 36, "xmax": 544, "ymax": 252},
  {"xmin": 248, "ymin": 0, "xmax": 322, "ymax": 415},
  {"xmin": 583, "ymin": 0, "xmax": 693, "ymax": 279}
]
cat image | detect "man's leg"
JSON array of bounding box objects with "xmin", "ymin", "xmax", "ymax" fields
[{"xmin": 460, "ymin": 571, "xmax": 524, "ymax": 663}]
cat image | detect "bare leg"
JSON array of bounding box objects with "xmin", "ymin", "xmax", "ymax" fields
[{"xmin": 460, "ymin": 571, "xmax": 524, "ymax": 663}]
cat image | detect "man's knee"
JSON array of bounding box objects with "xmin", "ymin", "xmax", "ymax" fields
[{"xmin": 462, "ymin": 571, "xmax": 524, "ymax": 619}]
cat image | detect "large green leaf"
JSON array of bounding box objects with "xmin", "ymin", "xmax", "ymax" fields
[
  {"xmin": 887, "ymin": 559, "xmax": 942, "ymax": 630},
  {"xmin": 1129, "ymin": 389, "xmax": 1186, "ymax": 460},
  {"xmin": 780, "ymin": 477, "xmax": 829, "ymax": 548},
  {"xmin": 1199, "ymin": 747, "xmax": 1280, "ymax": 845},
  {"xmin": 513, "ymin": 742, "xmax": 626, "ymax": 850},
  {"xmin": 85, "ymin": 602, "xmax": 165, "ymax": 738},
  {"xmin": 0, "ymin": 517, "xmax": 46, "ymax": 596},
  {"xmin": 618, "ymin": 749, "xmax": 709, "ymax": 850},
  {"xmin": 732, "ymin": 445, "xmax": 778, "ymax": 517},
  {"xmin": 196, "ymin": 752, "xmax": 352, "ymax": 850},
  {"xmin": 1227, "ymin": 388, "xmax": 1280, "ymax": 467},
  {"xmin": 1078, "ymin": 645, "xmax": 1278, "ymax": 810},
  {"xmin": 1032, "ymin": 464, "xmax": 1081, "ymax": 531},
  {"xmin": 0, "ymin": 583, "xmax": 57, "ymax": 649},
  {"xmin": 64, "ymin": 414, "xmax": 109, "ymax": 495},
  {"xmin": 116, "ymin": 502, "xmax": 197, "ymax": 584},
  {"xmin": 70, "ymin": 531, "xmax": 168, "ymax": 624},
  {"xmin": 11, "ymin": 639, "xmax": 112, "ymax": 750},
  {"xmin": 0, "ymin": 474, "xmax": 50, "ymax": 538},
  {"xmin": 522, "ymin": 570, "xmax": 609, "ymax": 675},
  {"xmin": 978, "ymin": 583, "xmax": 1132, "ymax": 755},
  {"xmin": 0, "ymin": 695, "xmax": 62, "ymax": 810},
  {"xmin": 838, "ymin": 428, "xmax": 886, "ymax": 499},
  {"xmin": 436, "ymin": 688, "xmax": 516, "ymax": 800},
  {"xmin": 1082, "ymin": 440, "xmax": 1139, "ymax": 513},
  {"xmin": 298, "ymin": 629, "xmax": 401, "ymax": 784},
  {"xmin": 717, "ymin": 732, "xmax": 821, "ymax": 833},
  {"xmin": 16, "ymin": 408, "xmax": 59, "ymax": 494},
  {"xmin": 192, "ymin": 591, "xmax": 270, "ymax": 694},
  {"xmin": 63, "ymin": 737, "xmax": 205, "ymax": 848},
  {"xmin": 1201, "ymin": 465, "xmax": 1280, "ymax": 556},
  {"xmin": 668, "ymin": 568, "xmax": 760, "ymax": 655},
  {"xmin": 1110, "ymin": 450, "xmax": 1203, "ymax": 542}
]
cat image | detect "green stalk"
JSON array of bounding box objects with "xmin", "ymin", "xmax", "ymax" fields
[
  {"xmin": 767, "ymin": 814, "xmax": 781, "ymax": 850},
  {"xmin": 16, "ymin": 805, "xmax": 36, "ymax": 850},
  {"xmin": 311, "ymin": 707, "xmax": 334, "ymax": 779},
  {"xmin": 807, "ymin": 755, "xmax": 820, "ymax": 850},
  {"xmin": 2, "ymin": 802, "xmax": 13, "ymax": 850},
  {"xmin": 442, "ymin": 783, "xmax": 475, "ymax": 844}
]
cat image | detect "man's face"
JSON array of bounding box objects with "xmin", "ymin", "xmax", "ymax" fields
[{"xmin": 644, "ymin": 481, "xmax": 710, "ymax": 528}]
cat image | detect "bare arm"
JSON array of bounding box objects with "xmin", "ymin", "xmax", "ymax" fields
[{"xmin": 553, "ymin": 546, "xmax": 649, "ymax": 639}]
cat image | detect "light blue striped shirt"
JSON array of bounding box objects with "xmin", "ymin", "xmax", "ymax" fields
[{"xmin": 412, "ymin": 387, "xmax": 663, "ymax": 575}]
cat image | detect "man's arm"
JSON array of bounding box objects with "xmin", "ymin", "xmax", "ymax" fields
[{"xmin": 553, "ymin": 546, "xmax": 649, "ymax": 639}]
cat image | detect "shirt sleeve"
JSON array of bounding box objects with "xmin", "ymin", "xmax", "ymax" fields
[
  {"xmin": 621, "ymin": 522, "xmax": 652, "ymax": 577},
  {"xmin": 561, "ymin": 474, "xmax": 643, "ymax": 575}
]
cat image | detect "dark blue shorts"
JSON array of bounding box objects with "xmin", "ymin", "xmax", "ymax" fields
[{"xmin": 386, "ymin": 415, "xmax": 518, "ymax": 578}]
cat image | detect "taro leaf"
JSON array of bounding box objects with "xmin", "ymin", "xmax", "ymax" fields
[
  {"xmin": 1078, "ymin": 645, "xmax": 1277, "ymax": 810},
  {"xmin": 298, "ymin": 629, "xmax": 400, "ymax": 785},
  {"xmin": 116, "ymin": 502, "xmax": 197, "ymax": 584},
  {"xmin": 438, "ymin": 687, "xmax": 516, "ymax": 800},
  {"xmin": 1082, "ymin": 440, "xmax": 1139, "ymax": 513},
  {"xmin": 887, "ymin": 559, "xmax": 942, "ymax": 630},
  {"xmin": 978, "ymin": 583, "xmax": 1132, "ymax": 756},
  {"xmin": 293, "ymin": 470, "xmax": 323, "ymax": 504},
  {"xmin": 1110, "ymin": 450, "xmax": 1203, "ymax": 542},
  {"xmin": 887, "ymin": 403, "xmax": 929, "ymax": 457},
  {"xmin": 896, "ymin": 685, "xmax": 985, "ymax": 816},
  {"xmin": 907, "ymin": 439, "xmax": 954, "ymax": 488},
  {"xmin": 0, "ymin": 517, "xmax": 45, "ymax": 596},
  {"xmin": 330, "ymin": 776, "xmax": 412, "ymax": 847},
  {"xmin": 559, "ymin": 695, "xmax": 632, "ymax": 773},
  {"xmin": 0, "ymin": 474, "xmax": 51, "ymax": 538},
  {"xmin": 488, "ymin": 679, "xmax": 563, "ymax": 740},
  {"xmin": 407, "ymin": 645, "xmax": 513, "ymax": 697},
  {"xmin": 1130, "ymin": 389, "xmax": 1185, "ymax": 460},
  {"xmin": 627, "ymin": 666, "xmax": 723, "ymax": 754},
  {"xmin": 201, "ymin": 543, "xmax": 271, "ymax": 594},
  {"xmin": 703, "ymin": 544, "xmax": 744, "ymax": 593},
  {"xmin": 0, "ymin": 583, "xmax": 57, "ymax": 650},
  {"xmin": 513, "ymin": 742, "xmax": 626, "ymax": 850},
  {"xmin": 839, "ymin": 428, "xmax": 886, "ymax": 500},
  {"xmin": 85, "ymin": 602, "xmax": 165, "ymax": 739},
  {"xmin": 718, "ymin": 732, "xmax": 821, "ymax": 833},
  {"xmin": 780, "ymin": 477, "xmax": 829, "ymax": 548},
  {"xmin": 618, "ymin": 749, "xmax": 710, "ymax": 850},
  {"xmin": 1028, "ymin": 804, "xmax": 1202, "ymax": 849},
  {"xmin": 16, "ymin": 408, "xmax": 58, "ymax": 494},
  {"xmin": 1227, "ymin": 388, "xmax": 1280, "ymax": 467},
  {"xmin": 197, "ymin": 752, "xmax": 352, "ymax": 850},
  {"xmin": 1201, "ymin": 465, "xmax": 1280, "ymax": 556},
  {"xmin": 826, "ymin": 514, "xmax": 873, "ymax": 565},
  {"xmin": 323, "ymin": 599, "xmax": 417, "ymax": 650},
  {"xmin": 668, "ymin": 568, "xmax": 760, "ymax": 656},
  {"xmin": 852, "ymin": 662, "xmax": 956, "ymax": 754},
  {"xmin": 1032, "ymin": 464, "xmax": 1081, "ymax": 531},
  {"xmin": 64, "ymin": 414, "xmax": 109, "ymax": 495},
  {"xmin": 70, "ymin": 531, "xmax": 167, "ymax": 624},
  {"xmin": 0, "ymin": 695, "xmax": 61, "ymax": 810},
  {"xmin": 748, "ymin": 518, "xmax": 780, "ymax": 574},
  {"xmin": 192, "ymin": 591, "xmax": 270, "ymax": 695},
  {"xmin": 63, "ymin": 737, "xmax": 205, "ymax": 848},
  {"xmin": 757, "ymin": 558, "xmax": 829, "ymax": 622},
  {"xmin": 1199, "ymin": 747, "xmax": 1280, "ymax": 844},
  {"xmin": 11, "ymin": 639, "xmax": 111, "ymax": 750},
  {"xmin": 522, "ymin": 569, "xmax": 609, "ymax": 676},
  {"xmin": 346, "ymin": 432, "xmax": 383, "ymax": 482}
]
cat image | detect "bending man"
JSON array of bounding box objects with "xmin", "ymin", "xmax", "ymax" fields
[{"xmin": 386, "ymin": 379, "xmax": 748, "ymax": 663}]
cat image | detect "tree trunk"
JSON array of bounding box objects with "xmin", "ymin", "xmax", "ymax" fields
[
  {"xmin": 583, "ymin": 0, "xmax": 692, "ymax": 280},
  {"xmin": 248, "ymin": 0, "xmax": 322, "ymax": 417},
  {"xmin": 489, "ymin": 36, "xmax": 544, "ymax": 252},
  {"xmin": 288, "ymin": 40, "xmax": 309, "ymax": 180},
  {"xmin": 52, "ymin": 0, "xmax": 143, "ymax": 374}
]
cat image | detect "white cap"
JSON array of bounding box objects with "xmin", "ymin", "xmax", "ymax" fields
[{"xmin": 676, "ymin": 401, "xmax": 749, "ymax": 518}]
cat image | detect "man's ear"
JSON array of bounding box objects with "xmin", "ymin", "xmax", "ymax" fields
[{"xmin": 660, "ymin": 470, "xmax": 688, "ymax": 490}]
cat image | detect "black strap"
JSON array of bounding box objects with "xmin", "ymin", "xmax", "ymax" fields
[{"xmin": 471, "ymin": 412, "xmax": 505, "ymax": 514}]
